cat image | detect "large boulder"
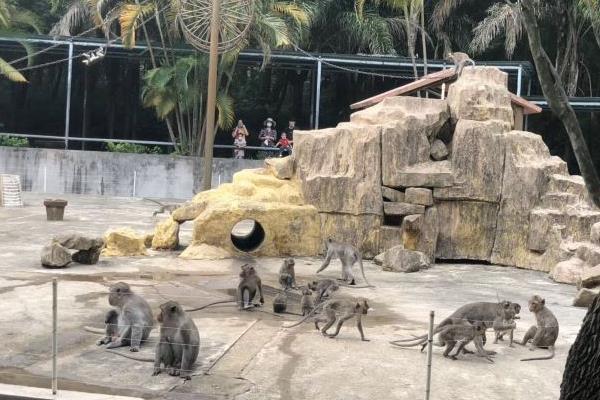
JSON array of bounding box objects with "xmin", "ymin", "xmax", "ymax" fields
[
  {"xmin": 294, "ymin": 125, "xmax": 382, "ymax": 215},
  {"xmin": 265, "ymin": 156, "xmax": 294, "ymax": 180},
  {"xmin": 573, "ymin": 288, "xmax": 600, "ymax": 308},
  {"xmin": 550, "ymin": 257, "xmax": 585, "ymax": 284},
  {"xmin": 433, "ymin": 120, "xmax": 507, "ymax": 203},
  {"xmin": 436, "ymin": 200, "xmax": 498, "ymax": 261},
  {"xmin": 491, "ymin": 131, "xmax": 568, "ymax": 268},
  {"xmin": 102, "ymin": 229, "xmax": 148, "ymax": 257},
  {"xmin": 41, "ymin": 243, "xmax": 72, "ymax": 268},
  {"xmin": 446, "ymin": 67, "xmax": 514, "ymax": 125},
  {"xmin": 152, "ymin": 217, "xmax": 180, "ymax": 250},
  {"xmin": 72, "ymin": 248, "xmax": 102, "ymax": 264},
  {"xmin": 430, "ymin": 139, "xmax": 449, "ymax": 161},
  {"xmin": 383, "ymin": 246, "xmax": 430, "ymax": 273}
]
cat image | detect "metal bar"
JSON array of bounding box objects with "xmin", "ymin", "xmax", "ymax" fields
[
  {"xmin": 315, "ymin": 58, "xmax": 322, "ymax": 130},
  {"xmin": 52, "ymin": 278, "xmax": 58, "ymax": 395},
  {"xmin": 64, "ymin": 41, "xmax": 73, "ymax": 150},
  {"xmin": 132, "ymin": 170, "xmax": 137, "ymax": 197},
  {"xmin": 516, "ymin": 64, "xmax": 522, "ymax": 97},
  {"xmin": 425, "ymin": 310, "xmax": 434, "ymax": 400}
]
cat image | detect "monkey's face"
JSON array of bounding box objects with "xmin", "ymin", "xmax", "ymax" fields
[
  {"xmin": 108, "ymin": 282, "xmax": 130, "ymax": 306},
  {"xmin": 302, "ymin": 288, "xmax": 312, "ymax": 296},
  {"xmin": 239, "ymin": 264, "xmax": 255, "ymax": 278},
  {"xmin": 157, "ymin": 301, "xmax": 181, "ymax": 323},
  {"xmin": 528, "ymin": 296, "xmax": 544, "ymax": 313},
  {"xmin": 286, "ymin": 258, "xmax": 295, "ymax": 267}
]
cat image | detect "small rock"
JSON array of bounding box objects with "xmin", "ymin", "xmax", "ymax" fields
[
  {"xmin": 383, "ymin": 246, "xmax": 430, "ymax": 273},
  {"xmin": 72, "ymin": 247, "xmax": 102, "ymax": 264},
  {"xmin": 573, "ymin": 288, "xmax": 600, "ymax": 308},
  {"xmin": 550, "ymin": 257, "xmax": 585, "ymax": 284},
  {"xmin": 144, "ymin": 234, "xmax": 154, "ymax": 248},
  {"xmin": 55, "ymin": 234, "xmax": 104, "ymax": 251},
  {"xmin": 581, "ymin": 265, "xmax": 600, "ymax": 289},
  {"xmin": 373, "ymin": 252, "xmax": 385, "ymax": 266},
  {"xmin": 265, "ymin": 156, "xmax": 294, "ymax": 179},
  {"xmin": 152, "ymin": 217, "xmax": 180, "ymax": 250},
  {"xmin": 430, "ymin": 139, "xmax": 449, "ymax": 161},
  {"xmin": 41, "ymin": 243, "xmax": 72, "ymax": 268},
  {"xmin": 591, "ymin": 222, "xmax": 600, "ymax": 245},
  {"xmin": 401, "ymin": 214, "xmax": 424, "ymax": 250},
  {"xmin": 382, "ymin": 186, "xmax": 405, "ymax": 202},
  {"xmin": 405, "ymin": 188, "xmax": 433, "ymax": 206}
]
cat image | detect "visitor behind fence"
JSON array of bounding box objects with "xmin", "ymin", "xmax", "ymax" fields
[
  {"xmin": 276, "ymin": 132, "xmax": 293, "ymax": 157},
  {"xmin": 232, "ymin": 120, "xmax": 249, "ymax": 159},
  {"xmin": 259, "ymin": 118, "xmax": 277, "ymax": 148},
  {"xmin": 285, "ymin": 120, "xmax": 295, "ymax": 140}
]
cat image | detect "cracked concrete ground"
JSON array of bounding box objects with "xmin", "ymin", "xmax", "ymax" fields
[{"xmin": 0, "ymin": 193, "xmax": 587, "ymax": 399}]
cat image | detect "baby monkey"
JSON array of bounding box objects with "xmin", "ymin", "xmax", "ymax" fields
[
  {"xmin": 300, "ymin": 287, "xmax": 314, "ymax": 316},
  {"xmin": 279, "ymin": 258, "xmax": 296, "ymax": 291},
  {"xmin": 314, "ymin": 298, "xmax": 371, "ymax": 341}
]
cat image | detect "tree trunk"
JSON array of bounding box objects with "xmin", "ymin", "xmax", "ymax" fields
[
  {"xmin": 560, "ymin": 294, "xmax": 600, "ymax": 399},
  {"xmin": 520, "ymin": 0, "xmax": 600, "ymax": 208}
]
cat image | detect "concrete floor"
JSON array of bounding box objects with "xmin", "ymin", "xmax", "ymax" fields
[{"xmin": 0, "ymin": 193, "xmax": 587, "ymax": 400}]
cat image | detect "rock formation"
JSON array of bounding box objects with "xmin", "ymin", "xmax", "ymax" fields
[
  {"xmin": 41, "ymin": 234, "xmax": 104, "ymax": 268},
  {"xmin": 102, "ymin": 229, "xmax": 148, "ymax": 257}
]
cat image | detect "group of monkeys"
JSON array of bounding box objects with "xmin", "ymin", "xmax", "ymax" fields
[{"xmin": 88, "ymin": 239, "xmax": 560, "ymax": 381}]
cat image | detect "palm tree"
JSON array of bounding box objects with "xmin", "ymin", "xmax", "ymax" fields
[{"xmin": 0, "ymin": 0, "xmax": 45, "ymax": 82}]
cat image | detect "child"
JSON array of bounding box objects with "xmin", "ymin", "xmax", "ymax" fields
[
  {"xmin": 275, "ymin": 133, "xmax": 293, "ymax": 157},
  {"xmin": 233, "ymin": 132, "xmax": 246, "ymax": 159}
]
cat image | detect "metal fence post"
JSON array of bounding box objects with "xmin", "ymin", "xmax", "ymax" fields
[
  {"xmin": 64, "ymin": 41, "xmax": 74, "ymax": 150},
  {"xmin": 52, "ymin": 278, "xmax": 58, "ymax": 395},
  {"xmin": 425, "ymin": 310, "xmax": 434, "ymax": 400},
  {"xmin": 315, "ymin": 57, "xmax": 322, "ymax": 129},
  {"xmin": 132, "ymin": 170, "xmax": 137, "ymax": 197}
]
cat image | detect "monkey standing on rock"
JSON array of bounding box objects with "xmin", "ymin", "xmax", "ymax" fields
[
  {"xmin": 447, "ymin": 52, "xmax": 475, "ymax": 77},
  {"xmin": 519, "ymin": 295, "xmax": 559, "ymax": 361},
  {"xmin": 96, "ymin": 282, "xmax": 154, "ymax": 352},
  {"xmin": 317, "ymin": 239, "xmax": 372, "ymax": 287}
]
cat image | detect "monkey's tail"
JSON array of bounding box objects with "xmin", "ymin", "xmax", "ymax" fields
[
  {"xmin": 105, "ymin": 349, "xmax": 154, "ymax": 362},
  {"xmin": 83, "ymin": 326, "xmax": 106, "ymax": 334},
  {"xmin": 390, "ymin": 322, "xmax": 447, "ymax": 343},
  {"xmin": 143, "ymin": 197, "xmax": 164, "ymax": 206},
  {"xmin": 520, "ymin": 346, "xmax": 555, "ymax": 361},
  {"xmin": 185, "ymin": 300, "xmax": 237, "ymax": 312},
  {"xmin": 389, "ymin": 337, "xmax": 428, "ymax": 348},
  {"xmin": 283, "ymin": 302, "xmax": 326, "ymax": 328},
  {"xmin": 356, "ymin": 255, "xmax": 374, "ymax": 288}
]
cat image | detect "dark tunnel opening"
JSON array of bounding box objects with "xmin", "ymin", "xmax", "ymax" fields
[{"xmin": 230, "ymin": 219, "xmax": 265, "ymax": 252}]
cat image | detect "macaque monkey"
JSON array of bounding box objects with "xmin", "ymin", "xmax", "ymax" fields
[
  {"xmin": 447, "ymin": 52, "xmax": 475, "ymax": 77},
  {"xmin": 314, "ymin": 298, "xmax": 371, "ymax": 341},
  {"xmin": 317, "ymin": 239, "xmax": 372, "ymax": 286},
  {"xmin": 519, "ymin": 295, "xmax": 558, "ymax": 361},
  {"xmin": 237, "ymin": 264, "xmax": 264, "ymax": 310}
]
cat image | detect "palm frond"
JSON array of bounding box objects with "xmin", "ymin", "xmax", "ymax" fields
[
  {"xmin": 469, "ymin": 2, "xmax": 522, "ymax": 59},
  {"xmin": 119, "ymin": 2, "xmax": 156, "ymax": 48},
  {"xmin": 50, "ymin": 2, "xmax": 91, "ymax": 36},
  {"xmin": 17, "ymin": 40, "xmax": 36, "ymax": 67},
  {"xmin": 11, "ymin": 9, "xmax": 44, "ymax": 34},
  {"xmin": 216, "ymin": 91, "xmax": 235, "ymax": 129},
  {"xmin": 0, "ymin": 57, "xmax": 27, "ymax": 83},
  {"xmin": 272, "ymin": 2, "xmax": 311, "ymax": 26},
  {"xmin": 0, "ymin": 1, "xmax": 9, "ymax": 29}
]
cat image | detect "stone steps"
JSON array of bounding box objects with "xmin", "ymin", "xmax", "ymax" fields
[
  {"xmin": 528, "ymin": 207, "xmax": 600, "ymax": 251},
  {"xmin": 540, "ymin": 192, "xmax": 579, "ymax": 210},
  {"xmin": 548, "ymin": 174, "xmax": 588, "ymax": 199}
]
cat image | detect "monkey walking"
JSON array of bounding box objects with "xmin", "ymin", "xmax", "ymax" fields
[
  {"xmin": 153, "ymin": 300, "xmax": 200, "ymax": 380},
  {"xmin": 313, "ymin": 298, "xmax": 371, "ymax": 341},
  {"xmin": 391, "ymin": 300, "xmax": 520, "ymax": 355},
  {"xmin": 238, "ymin": 264, "xmax": 264, "ymax": 310},
  {"xmin": 447, "ymin": 52, "xmax": 475, "ymax": 77},
  {"xmin": 143, "ymin": 198, "xmax": 182, "ymax": 217},
  {"xmin": 519, "ymin": 295, "xmax": 558, "ymax": 361},
  {"xmin": 97, "ymin": 282, "xmax": 154, "ymax": 352},
  {"xmin": 317, "ymin": 239, "xmax": 373, "ymax": 287},
  {"xmin": 279, "ymin": 258, "xmax": 297, "ymax": 291}
]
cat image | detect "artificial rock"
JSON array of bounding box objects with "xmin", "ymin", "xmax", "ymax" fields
[
  {"xmin": 404, "ymin": 188, "xmax": 433, "ymax": 206},
  {"xmin": 102, "ymin": 229, "xmax": 148, "ymax": 257},
  {"xmin": 382, "ymin": 246, "xmax": 430, "ymax": 273},
  {"xmin": 152, "ymin": 217, "xmax": 180, "ymax": 250},
  {"xmin": 41, "ymin": 243, "xmax": 72, "ymax": 268}
]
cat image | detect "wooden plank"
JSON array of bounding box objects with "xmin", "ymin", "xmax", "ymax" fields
[
  {"xmin": 510, "ymin": 93, "xmax": 542, "ymax": 115},
  {"xmin": 350, "ymin": 69, "xmax": 457, "ymax": 110}
]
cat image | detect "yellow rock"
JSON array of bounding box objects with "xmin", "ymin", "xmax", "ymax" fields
[
  {"xmin": 180, "ymin": 244, "xmax": 232, "ymax": 260},
  {"xmin": 152, "ymin": 217, "xmax": 180, "ymax": 250},
  {"xmin": 180, "ymin": 167, "xmax": 322, "ymax": 258},
  {"xmin": 101, "ymin": 228, "xmax": 147, "ymax": 257}
]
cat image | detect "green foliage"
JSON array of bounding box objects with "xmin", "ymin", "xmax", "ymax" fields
[
  {"xmin": 106, "ymin": 141, "xmax": 162, "ymax": 154},
  {"xmin": 0, "ymin": 135, "xmax": 29, "ymax": 147}
]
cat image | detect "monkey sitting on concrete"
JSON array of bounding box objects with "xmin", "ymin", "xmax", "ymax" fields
[
  {"xmin": 153, "ymin": 300, "xmax": 200, "ymax": 380},
  {"xmin": 273, "ymin": 293, "xmax": 288, "ymax": 314},
  {"xmin": 307, "ymin": 279, "xmax": 339, "ymax": 304},
  {"xmin": 314, "ymin": 298, "xmax": 371, "ymax": 341},
  {"xmin": 279, "ymin": 258, "xmax": 296, "ymax": 291},
  {"xmin": 519, "ymin": 295, "xmax": 559, "ymax": 361},
  {"xmin": 300, "ymin": 288, "xmax": 314, "ymax": 316},
  {"xmin": 98, "ymin": 282, "xmax": 154, "ymax": 352},
  {"xmin": 447, "ymin": 51, "xmax": 475, "ymax": 77},
  {"xmin": 238, "ymin": 264, "xmax": 264, "ymax": 310},
  {"xmin": 317, "ymin": 239, "xmax": 372, "ymax": 286}
]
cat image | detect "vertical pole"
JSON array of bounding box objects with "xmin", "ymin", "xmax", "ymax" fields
[
  {"xmin": 315, "ymin": 58, "xmax": 322, "ymax": 130},
  {"xmin": 52, "ymin": 278, "xmax": 58, "ymax": 395},
  {"xmin": 425, "ymin": 310, "xmax": 434, "ymax": 400},
  {"xmin": 420, "ymin": 0, "xmax": 428, "ymax": 98},
  {"xmin": 64, "ymin": 42, "xmax": 74, "ymax": 150},
  {"xmin": 202, "ymin": 0, "xmax": 221, "ymax": 191},
  {"xmin": 516, "ymin": 64, "xmax": 522, "ymax": 97},
  {"xmin": 132, "ymin": 170, "xmax": 137, "ymax": 197},
  {"xmin": 43, "ymin": 167, "xmax": 47, "ymax": 193}
]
